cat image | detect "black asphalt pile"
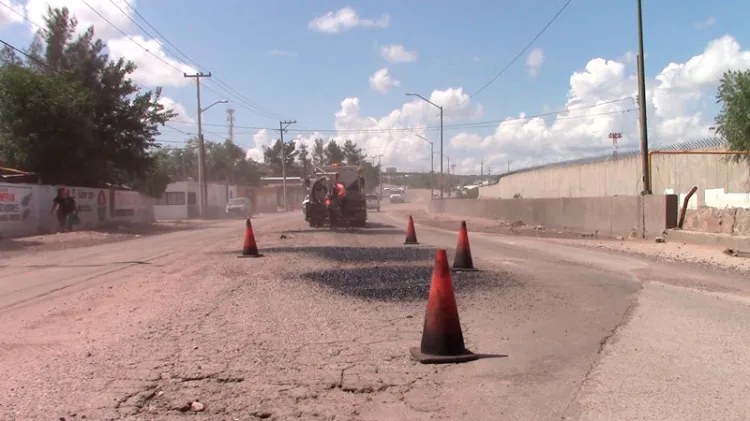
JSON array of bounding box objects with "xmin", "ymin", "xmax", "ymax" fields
[{"xmin": 276, "ymin": 245, "xmax": 524, "ymax": 302}]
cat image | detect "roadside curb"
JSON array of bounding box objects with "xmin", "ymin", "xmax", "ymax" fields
[{"xmin": 665, "ymin": 229, "xmax": 750, "ymax": 250}]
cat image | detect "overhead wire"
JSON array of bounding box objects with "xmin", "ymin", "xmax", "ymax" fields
[
  {"xmin": 460, "ymin": 0, "xmax": 574, "ymax": 105},
  {"xmin": 78, "ymin": 0, "xmax": 280, "ymax": 120},
  {"xmin": 169, "ymin": 97, "xmax": 636, "ymax": 134},
  {"xmin": 112, "ymin": 0, "xmax": 284, "ymax": 120}
]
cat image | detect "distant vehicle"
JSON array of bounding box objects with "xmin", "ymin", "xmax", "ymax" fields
[
  {"xmin": 390, "ymin": 187, "xmax": 405, "ymax": 195},
  {"xmin": 365, "ymin": 193, "xmax": 380, "ymax": 212},
  {"xmin": 389, "ymin": 193, "xmax": 405, "ymax": 204},
  {"xmin": 225, "ymin": 197, "xmax": 252, "ymax": 217}
]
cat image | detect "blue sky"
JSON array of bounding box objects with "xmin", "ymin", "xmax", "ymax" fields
[{"xmin": 1, "ymin": 0, "xmax": 749, "ymax": 173}]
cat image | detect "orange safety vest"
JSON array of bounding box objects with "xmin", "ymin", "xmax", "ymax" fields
[{"xmin": 335, "ymin": 183, "xmax": 347, "ymax": 197}]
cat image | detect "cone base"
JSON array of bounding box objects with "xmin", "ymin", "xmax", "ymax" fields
[
  {"xmin": 404, "ymin": 241, "xmax": 420, "ymax": 245},
  {"xmin": 452, "ymin": 267, "xmax": 478, "ymax": 272},
  {"xmin": 409, "ymin": 347, "xmax": 479, "ymax": 364},
  {"xmin": 237, "ymin": 253, "xmax": 264, "ymax": 258}
]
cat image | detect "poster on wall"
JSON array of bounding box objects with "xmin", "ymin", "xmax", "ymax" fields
[
  {"xmin": 67, "ymin": 186, "xmax": 108, "ymax": 226},
  {"xmin": 0, "ymin": 184, "xmax": 35, "ymax": 235}
]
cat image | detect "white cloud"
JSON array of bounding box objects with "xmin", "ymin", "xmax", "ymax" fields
[
  {"xmin": 266, "ymin": 49, "xmax": 297, "ymax": 57},
  {"xmin": 526, "ymin": 48, "xmax": 544, "ymax": 77},
  {"xmin": 380, "ymin": 44, "xmax": 417, "ymax": 63},
  {"xmin": 308, "ymin": 7, "xmax": 390, "ymax": 33},
  {"xmin": 0, "ymin": 0, "xmax": 25, "ymax": 28},
  {"xmin": 236, "ymin": 35, "xmax": 749, "ymax": 175},
  {"xmin": 369, "ymin": 68, "xmax": 400, "ymax": 94},
  {"xmin": 107, "ymin": 36, "xmax": 196, "ymax": 87},
  {"xmin": 450, "ymin": 34, "xmax": 750, "ymax": 172},
  {"xmin": 694, "ymin": 17, "xmax": 716, "ymax": 30},
  {"xmin": 22, "ymin": 0, "xmax": 195, "ymax": 88},
  {"xmin": 158, "ymin": 97, "xmax": 193, "ymax": 123},
  {"xmin": 245, "ymin": 129, "xmax": 272, "ymax": 162},
  {"xmin": 25, "ymin": 0, "xmax": 134, "ymax": 40}
]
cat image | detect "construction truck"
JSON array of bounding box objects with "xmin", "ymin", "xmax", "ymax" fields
[{"xmin": 302, "ymin": 163, "xmax": 367, "ymax": 228}]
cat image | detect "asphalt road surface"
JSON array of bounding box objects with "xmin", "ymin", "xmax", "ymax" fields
[{"xmin": 1, "ymin": 207, "xmax": 749, "ymax": 421}]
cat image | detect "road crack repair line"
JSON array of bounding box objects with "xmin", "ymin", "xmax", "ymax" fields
[{"xmin": 559, "ymin": 282, "xmax": 644, "ymax": 420}]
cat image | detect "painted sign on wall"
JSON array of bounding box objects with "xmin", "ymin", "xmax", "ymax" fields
[{"xmin": 0, "ymin": 184, "xmax": 35, "ymax": 235}]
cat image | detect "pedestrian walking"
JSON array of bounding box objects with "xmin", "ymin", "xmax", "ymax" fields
[{"xmin": 50, "ymin": 188, "xmax": 78, "ymax": 233}]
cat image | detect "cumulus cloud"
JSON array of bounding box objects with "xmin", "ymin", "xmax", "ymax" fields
[
  {"xmin": 26, "ymin": 0, "xmax": 134, "ymax": 40},
  {"xmin": 380, "ymin": 44, "xmax": 417, "ymax": 63},
  {"xmin": 245, "ymin": 129, "xmax": 272, "ymax": 162},
  {"xmin": 261, "ymin": 35, "xmax": 750, "ymax": 175},
  {"xmin": 526, "ymin": 48, "xmax": 544, "ymax": 77},
  {"xmin": 107, "ymin": 36, "xmax": 196, "ymax": 87},
  {"xmin": 22, "ymin": 0, "xmax": 195, "ymax": 88},
  {"xmin": 369, "ymin": 68, "xmax": 400, "ymax": 94},
  {"xmin": 0, "ymin": 0, "xmax": 25, "ymax": 28},
  {"xmin": 308, "ymin": 7, "xmax": 390, "ymax": 33},
  {"xmin": 450, "ymin": 35, "xmax": 750, "ymax": 173},
  {"xmin": 158, "ymin": 97, "xmax": 193, "ymax": 123}
]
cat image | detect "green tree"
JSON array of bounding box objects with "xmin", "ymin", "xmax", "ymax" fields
[
  {"xmin": 297, "ymin": 142, "xmax": 310, "ymax": 176},
  {"xmin": 342, "ymin": 139, "xmax": 366, "ymax": 165},
  {"xmin": 262, "ymin": 139, "xmax": 298, "ymax": 175},
  {"xmin": 714, "ymin": 69, "xmax": 750, "ymax": 160},
  {"xmin": 324, "ymin": 140, "xmax": 345, "ymax": 164},
  {"xmin": 0, "ymin": 65, "xmax": 93, "ymax": 185},
  {"xmin": 0, "ymin": 6, "xmax": 175, "ymax": 193},
  {"xmin": 312, "ymin": 138, "xmax": 325, "ymax": 166}
]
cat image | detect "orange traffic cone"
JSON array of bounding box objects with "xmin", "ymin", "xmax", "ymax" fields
[
  {"xmin": 238, "ymin": 218, "xmax": 263, "ymax": 258},
  {"xmin": 452, "ymin": 221, "xmax": 477, "ymax": 271},
  {"xmin": 404, "ymin": 215, "xmax": 419, "ymax": 245},
  {"xmin": 410, "ymin": 249, "xmax": 478, "ymax": 364}
]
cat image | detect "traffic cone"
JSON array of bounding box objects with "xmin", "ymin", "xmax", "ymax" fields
[
  {"xmin": 404, "ymin": 215, "xmax": 419, "ymax": 245},
  {"xmin": 410, "ymin": 249, "xmax": 478, "ymax": 364},
  {"xmin": 238, "ymin": 218, "xmax": 263, "ymax": 258},
  {"xmin": 452, "ymin": 221, "xmax": 478, "ymax": 272}
]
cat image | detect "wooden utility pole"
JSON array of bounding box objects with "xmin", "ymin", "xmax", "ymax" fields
[{"xmin": 184, "ymin": 72, "xmax": 211, "ymax": 217}]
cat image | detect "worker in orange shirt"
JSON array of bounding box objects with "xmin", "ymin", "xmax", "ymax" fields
[{"xmin": 333, "ymin": 173, "xmax": 348, "ymax": 213}]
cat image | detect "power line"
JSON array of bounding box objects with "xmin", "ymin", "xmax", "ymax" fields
[
  {"xmin": 461, "ymin": 0, "xmax": 574, "ymax": 104},
  {"xmin": 111, "ymin": 0, "xmax": 283, "ymax": 120},
  {"xmin": 169, "ymin": 97, "xmax": 635, "ymax": 134}
]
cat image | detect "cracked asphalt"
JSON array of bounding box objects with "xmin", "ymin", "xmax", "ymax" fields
[{"xmin": 1, "ymin": 204, "xmax": 749, "ymax": 420}]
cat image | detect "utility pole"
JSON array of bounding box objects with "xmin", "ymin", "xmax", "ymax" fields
[
  {"xmin": 184, "ymin": 72, "xmax": 211, "ymax": 217},
  {"xmin": 636, "ymin": 0, "xmax": 651, "ymax": 195},
  {"xmin": 507, "ymin": 161, "xmax": 511, "ymax": 173},
  {"xmin": 279, "ymin": 120, "xmax": 296, "ymax": 211},
  {"xmin": 227, "ymin": 108, "xmax": 235, "ymax": 143},
  {"xmin": 480, "ymin": 160, "xmax": 483, "ymax": 177},
  {"xmin": 406, "ymin": 93, "xmax": 444, "ymax": 199}
]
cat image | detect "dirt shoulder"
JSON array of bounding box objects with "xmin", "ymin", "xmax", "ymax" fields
[
  {"xmin": 390, "ymin": 206, "xmax": 750, "ymax": 274},
  {"xmin": 0, "ymin": 219, "xmax": 225, "ymax": 256}
]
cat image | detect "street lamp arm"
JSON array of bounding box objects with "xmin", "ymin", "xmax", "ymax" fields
[
  {"xmin": 200, "ymin": 100, "xmax": 228, "ymax": 114},
  {"xmin": 405, "ymin": 93, "xmax": 441, "ymax": 110}
]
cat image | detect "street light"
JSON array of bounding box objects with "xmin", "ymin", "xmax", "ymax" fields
[
  {"xmin": 414, "ymin": 134, "xmax": 434, "ymax": 200},
  {"xmin": 201, "ymin": 99, "xmax": 228, "ymax": 114},
  {"xmin": 406, "ymin": 93, "xmax": 444, "ymax": 199},
  {"xmin": 195, "ymin": 99, "xmax": 228, "ymax": 217}
]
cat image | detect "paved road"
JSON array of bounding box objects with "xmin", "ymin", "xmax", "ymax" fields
[{"xmin": 0, "ymin": 209, "xmax": 748, "ymax": 420}]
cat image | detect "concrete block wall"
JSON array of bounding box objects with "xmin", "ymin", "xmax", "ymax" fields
[
  {"xmin": 482, "ymin": 150, "xmax": 750, "ymax": 203},
  {"xmin": 428, "ymin": 195, "xmax": 678, "ymax": 238},
  {"xmin": 683, "ymin": 208, "xmax": 750, "ymax": 236}
]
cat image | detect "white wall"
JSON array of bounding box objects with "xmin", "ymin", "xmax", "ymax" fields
[{"xmin": 1, "ymin": 183, "xmax": 154, "ymax": 238}]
